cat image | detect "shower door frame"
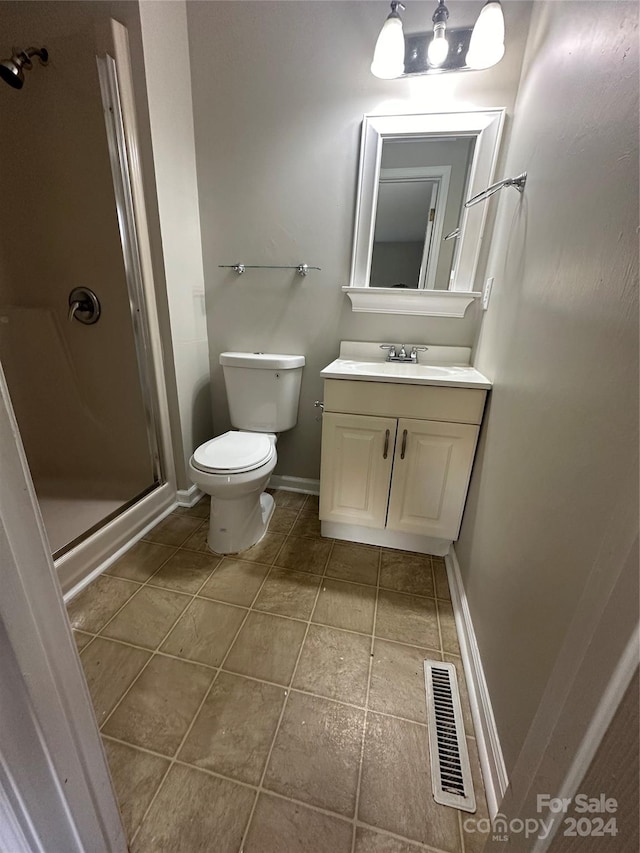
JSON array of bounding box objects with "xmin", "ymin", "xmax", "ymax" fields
[{"xmin": 55, "ymin": 20, "xmax": 178, "ymax": 595}]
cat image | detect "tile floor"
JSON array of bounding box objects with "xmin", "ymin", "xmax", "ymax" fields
[{"xmin": 68, "ymin": 490, "xmax": 488, "ymax": 853}]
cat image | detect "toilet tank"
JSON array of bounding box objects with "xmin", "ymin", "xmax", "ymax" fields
[{"xmin": 220, "ymin": 352, "xmax": 305, "ymax": 432}]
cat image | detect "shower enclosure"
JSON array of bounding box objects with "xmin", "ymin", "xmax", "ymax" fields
[{"xmin": 0, "ymin": 4, "xmax": 171, "ymax": 587}]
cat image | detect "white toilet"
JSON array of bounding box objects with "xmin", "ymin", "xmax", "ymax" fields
[{"xmin": 188, "ymin": 352, "xmax": 305, "ymax": 554}]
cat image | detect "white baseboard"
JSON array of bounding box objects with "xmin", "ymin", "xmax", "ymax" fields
[
  {"xmin": 269, "ymin": 475, "xmax": 320, "ymax": 495},
  {"xmin": 176, "ymin": 484, "xmax": 203, "ymax": 507},
  {"xmin": 446, "ymin": 545, "xmax": 508, "ymax": 817}
]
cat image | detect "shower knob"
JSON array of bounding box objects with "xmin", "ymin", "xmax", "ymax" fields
[{"xmin": 68, "ymin": 287, "xmax": 101, "ymax": 324}]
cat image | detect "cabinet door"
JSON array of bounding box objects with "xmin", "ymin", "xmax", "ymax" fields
[
  {"xmin": 319, "ymin": 412, "xmax": 396, "ymax": 528},
  {"xmin": 387, "ymin": 418, "xmax": 479, "ymax": 540}
]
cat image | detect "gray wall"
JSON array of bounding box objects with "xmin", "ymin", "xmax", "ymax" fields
[
  {"xmin": 186, "ymin": 0, "xmax": 532, "ymax": 480},
  {"xmin": 456, "ymin": 0, "xmax": 639, "ymax": 775}
]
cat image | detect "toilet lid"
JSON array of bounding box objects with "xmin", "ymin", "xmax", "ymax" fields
[{"xmin": 192, "ymin": 431, "xmax": 274, "ymax": 474}]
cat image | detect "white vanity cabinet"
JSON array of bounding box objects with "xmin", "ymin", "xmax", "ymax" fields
[{"xmin": 319, "ymin": 378, "xmax": 487, "ymax": 554}]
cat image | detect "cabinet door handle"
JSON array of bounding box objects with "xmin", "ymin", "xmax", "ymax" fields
[
  {"xmin": 383, "ymin": 429, "xmax": 390, "ymax": 459},
  {"xmin": 400, "ymin": 429, "xmax": 408, "ymax": 459}
]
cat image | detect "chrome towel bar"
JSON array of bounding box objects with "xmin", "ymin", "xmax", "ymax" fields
[
  {"xmin": 218, "ymin": 263, "xmax": 321, "ymax": 277},
  {"xmin": 464, "ymin": 172, "xmax": 527, "ymax": 208}
]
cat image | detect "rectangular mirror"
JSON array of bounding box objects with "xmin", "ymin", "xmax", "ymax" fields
[{"xmin": 346, "ymin": 110, "xmax": 505, "ymax": 313}]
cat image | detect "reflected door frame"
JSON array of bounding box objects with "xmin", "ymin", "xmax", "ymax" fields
[{"xmin": 377, "ymin": 165, "xmax": 451, "ymax": 290}]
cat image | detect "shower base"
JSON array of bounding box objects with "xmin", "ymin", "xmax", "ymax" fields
[{"xmin": 36, "ymin": 479, "xmax": 143, "ymax": 556}]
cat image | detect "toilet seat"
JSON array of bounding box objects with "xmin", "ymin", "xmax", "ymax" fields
[{"xmin": 192, "ymin": 431, "xmax": 274, "ymax": 475}]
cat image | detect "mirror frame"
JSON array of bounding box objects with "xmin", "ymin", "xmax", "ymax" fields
[{"xmin": 344, "ymin": 109, "xmax": 505, "ymax": 317}]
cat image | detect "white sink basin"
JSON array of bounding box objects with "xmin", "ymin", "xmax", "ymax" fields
[{"xmin": 320, "ymin": 345, "xmax": 492, "ymax": 389}]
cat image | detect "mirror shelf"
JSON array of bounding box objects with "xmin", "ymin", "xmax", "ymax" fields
[{"xmin": 342, "ymin": 287, "xmax": 480, "ymax": 318}]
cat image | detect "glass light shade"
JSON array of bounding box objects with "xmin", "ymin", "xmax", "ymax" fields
[
  {"xmin": 466, "ymin": 0, "xmax": 505, "ymax": 69},
  {"xmin": 371, "ymin": 15, "xmax": 405, "ymax": 79},
  {"xmin": 427, "ymin": 23, "xmax": 449, "ymax": 67}
]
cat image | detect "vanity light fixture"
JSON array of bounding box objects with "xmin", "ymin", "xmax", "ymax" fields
[
  {"xmin": 371, "ymin": 1, "xmax": 406, "ymax": 79},
  {"xmin": 371, "ymin": 0, "xmax": 506, "ymax": 77}
]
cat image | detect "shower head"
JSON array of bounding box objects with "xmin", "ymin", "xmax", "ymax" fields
[{"xmin": 0, "ymin": 47, "xmax": 49, "ymax": 89}]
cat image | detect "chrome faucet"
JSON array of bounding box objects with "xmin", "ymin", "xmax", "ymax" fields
[{"xmin": 380, "ymin": 344, "xmax": 428, "ymax": 363}]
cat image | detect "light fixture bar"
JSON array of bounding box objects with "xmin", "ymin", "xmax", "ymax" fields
[{"xmin": 404, "ymin": 28, "xmax": 474, "ymax": 75}]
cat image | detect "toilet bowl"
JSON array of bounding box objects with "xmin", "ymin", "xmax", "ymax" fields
[
  {"xmin": 189, "ymin": 430, "xmax": 278, "ymax": 554},
  {"xmin": 189, "ymin": 351, "xmax": 304, "ymax": 554}
]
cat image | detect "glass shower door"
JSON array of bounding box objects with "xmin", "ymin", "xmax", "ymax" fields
[{"xmin": 0, "ymin": 9, "xmax": 162, "ymax": 558}]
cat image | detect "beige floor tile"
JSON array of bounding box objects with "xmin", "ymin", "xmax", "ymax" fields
[
  {"xmin": 103, "ymin": 655, "xmax": 214, "ymax": 755},
  {"xmin": 67, "ymin": 575, "xmax": 139, "ymax": 634},
  {"xmin": 253, "ymin": 568, "xmax": 321, "ymax": 619},
  {"xmin": 369, "ymin": 639, "xmax": 438, "ymax": 724},
  {"xmin": 101, "ymin": 587, "xmax": 191, "ymax": 650},
  {"xmin": 375, "ymin": 590, "xmax": 440, "ymax": 649},
  {"xmin": 102, "ymin": 738, "xmax": 169, "ymax": 840},
  {"xmin": 432, "ymin": 558, "xmax": 451, "ymax": 600},
  {"xmin": 239, "ymin": 532, "xmax": 286, "ymax": 563},
  {"xmin": 244, "ymin": 792, "xmax": 353, "ymax": 853},
  {"xmin": 273, "ymin": 535, "xmax": 332, "ymax": 574},
  {"xmin": 269, "ymin": 507, "xmax": 299, "ymax": 534},
  {"xmin": 293, "ymin": 624, "xmax": 371, "ymax": 706},
  {"xmin": 272, "ymin": 489, "xmax": 307, "ymax": 509},
  {"xmin": 291, "ymin": 511, "xmax": 322, "ymax": 538},
  {"xmin": 326, "ymin": 542, "xmax": 379, "ymax": 586},
  {"xmin": 179, "ymin": 671, "xmax": 285, "ymax": 784},
  {"xmin": 359, "ymin": 713, "xmax": 461, "ymax": 851},
  {"xmin": 80, "ymin": 638, "xmax": 150, "ymax": 725},
  {"xmin": 199, "ymin": 558, "xmax": 270, "ymax": 607},
  {"xmin": 438, "ymin": 600, "xmax": 461, "ymax": 654},
  {"xmin": 73, "ymin": 630, "xmax": 93, "ymax": 651},
  {"xmin": 355, "ymin": 827, "xmax": 424, "ymax": 852},
  {"xmin": 161, "ymin": 598, "xmax": 247, "ymax": 667},
  {"xmin": 312, "ymin": 578, "xmax": 376, "ymax": 634},
  {"xmin": 379, "ymin": 550, "xmax": 435, "ymax": 598},
  {"xmin": 224, "ymin": 611, "xmax": 306, "ymax": 685},
  {"xmin": 181, "ymin": 521, "xmax": 210, "ymax": 553},
  {"xmin": 147, "ymin": 549, "xmax": 220, "ymax": 594},
  {"xmin": 303, "ymin": 493, "xmax": 320, "ymax": 512},
  {"xmin": 131, "ymin": 763, "xmax": 255, "ymax": 853},
  {"xmin": 143, "ymin": 514, "xmax": 203, "ymax": 547},
  {"xmin": 106, "ymin": 542, "xmax": 177, "ymax": 583},
  {"xmin": 264, "ymin": 691, "xmax": 365, "ymax": 817},
  {"xmin": 444, "ymin": 654, "xmax": 474, "ymax": 734}
]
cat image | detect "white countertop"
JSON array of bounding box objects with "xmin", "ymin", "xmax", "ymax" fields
[{"xmin": 320, "ymin": 342, "xmax": 492, "ymax": 390}]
